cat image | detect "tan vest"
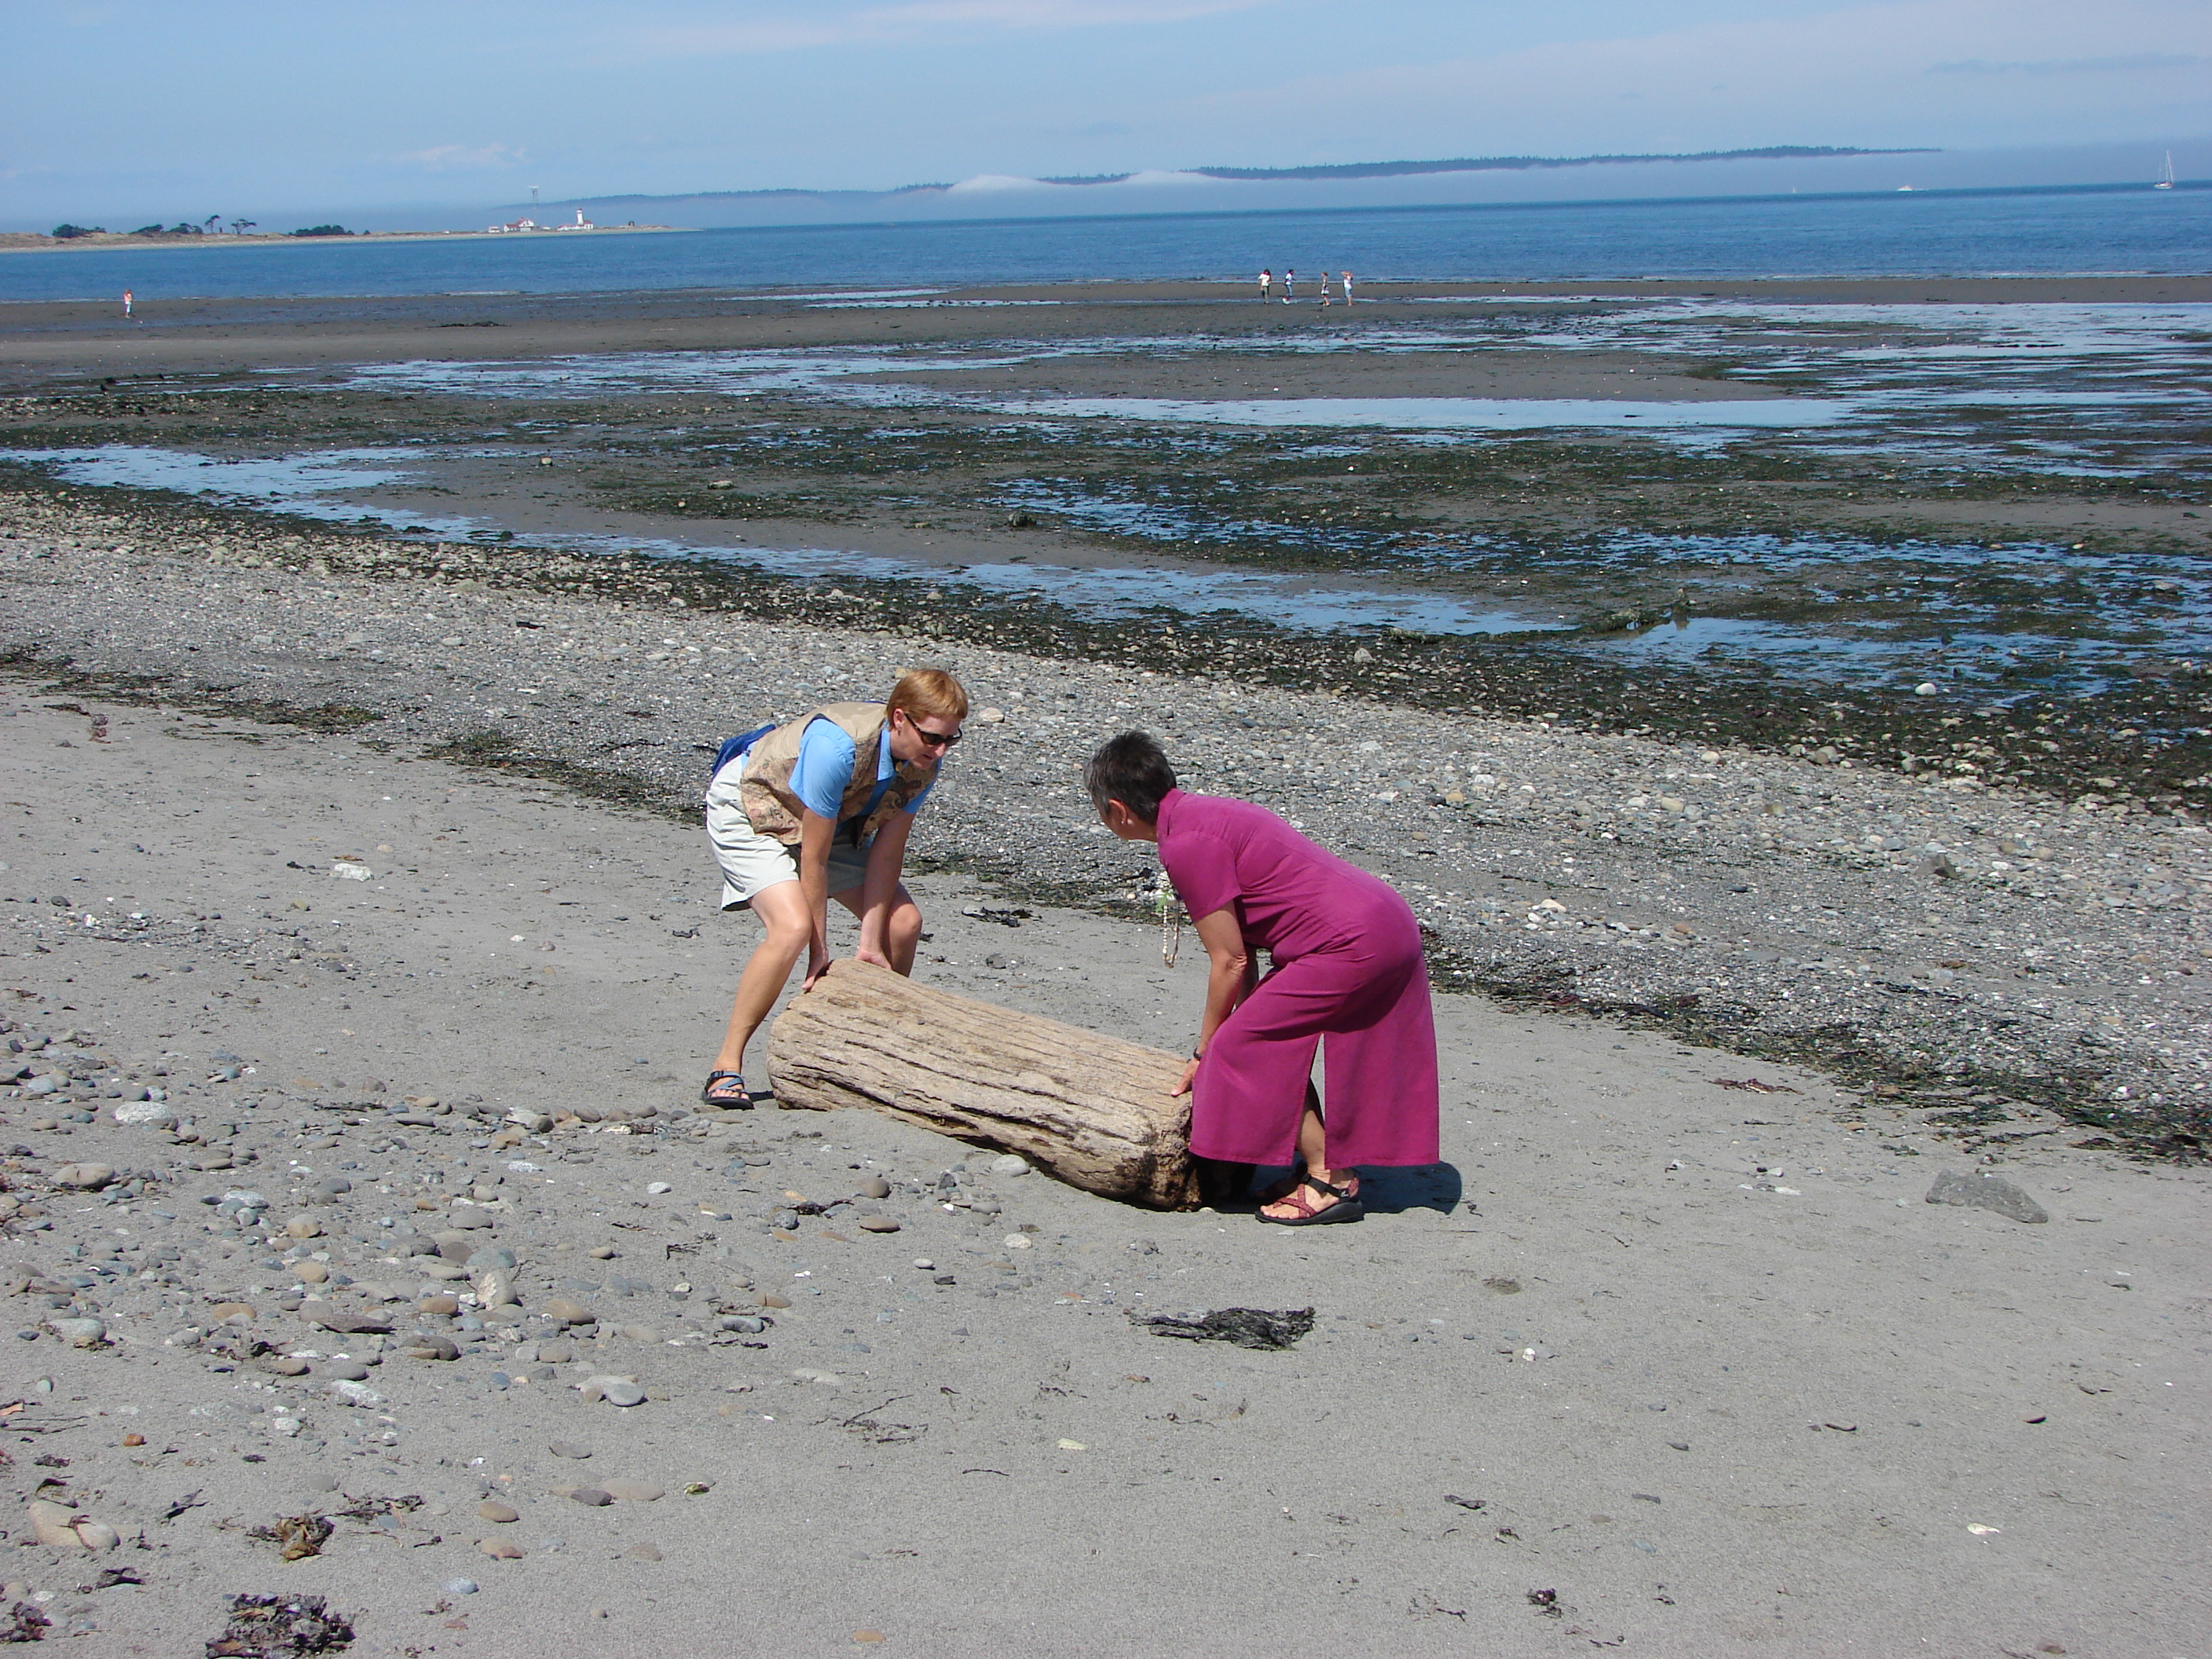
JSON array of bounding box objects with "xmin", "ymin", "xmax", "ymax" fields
[{"xmin": 738, "ymin": 702, "xmax": 933, "ymax": 846}]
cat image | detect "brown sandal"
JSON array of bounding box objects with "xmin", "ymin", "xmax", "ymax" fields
[{"xmin": 1257, "ymin": 1174, "xmax": 1364, "ymax": 1226}]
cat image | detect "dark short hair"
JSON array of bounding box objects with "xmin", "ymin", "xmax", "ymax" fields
[{"xmin": 1085, "ymin": 731, "xmax": 1177, "ymax": 823}]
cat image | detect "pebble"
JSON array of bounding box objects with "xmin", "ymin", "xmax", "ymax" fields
[
  {"xmin": 50, "ymin": 1163, "xmax": 115, "ymax": 1189},
  {"xmin": 601, "ymin": 1480, "xmax": 663, "ymax": 1503},
  {"xmin": 991, "ymin": 1154, "xmax": 1031, "ymax": 1177},
  {"xmin": 444, "ymin": 1578, "xmax": 479, "ymax": 1596},
  {"xmin": 406, "ymin": 1335, "xmax": 461, "ymax": 1361},
  {"xmin": 328, "ymin": 1379, "xmax": 384, "ymax": 1408},
  {"xmin": 646, "ymin": 1181, "xmax": 673, "ymax": 1196},
  {"xmin": 1005, "ymin": 1235, "xmax": 1033, "ymax": 1251},
  {"xmin": 1925, "ymin": 1169, "xmax": 2049, "ymax": 1224},
  {"xmin": 284, "ymin": 1217, "xmax": 322, "ymax": 1240},
  {"xmin": 478, "ymin": 1500, "xmax": 519, "ymax": 1524},
  {"xmin": 912, "ymin": 1258, "xmax": 936, "ymax": 1272},
  {"xmin": 626, "ymin": 1544, "xmax": 662, "ymax": 1562},
  {"xmin": 478, "ymin": 1538, "xmax": 524, "ymax": 1560},
  {"xmin": 543, "ymin": 1297, "xmax": 594, "ymax": 1325},
  {"xmin": 549, "ymin": 1441, "xmax": 594, "ymax": 1459},
  {"xmin": 419, "ymin": 1295, "xmax": 461, "ymax": 1317},
  {"xmin": 324, "ymin": 1360, "xmax": 371, "ymax": 1382},
  {"xmin": 47, "ymin": 1317, "xmax": 104, "ymax": 1348},
  {"xmin": 259, "ymin": 1355, "xmax": 310, "ymax": 1377},
  {"xmin": 859, "ymin": 1176, "xmax": 892, "ymax": 1199},
  {"xmin": 857, "ymin": 1217, "xmax": 901, "ymax": 1233},
  {"xmin": 291, "ymin": 1262, "xmax": 328, "ymax": 1284},
  {"xmin": 600, "ymin": 1381, "xmax": 646, "ymax": 1408},
  {"xmin": 299, "ymin": 1302, "xmax": 391, "ymax": 1335},
  {"xmin": 758, "ymin": 1292, "xmax": 791, "ymax": 1309},
  {"xmin": 568, "ymin": 1488, "xmax": 613, "ymax": 1507},
  {"xmin": 448, "ymin": 1204, "xmax": 495, "ymax": 1229}
]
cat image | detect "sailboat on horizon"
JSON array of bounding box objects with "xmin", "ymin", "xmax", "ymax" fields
[{"xmin": 2155, "ymin": 150, "xmax": 2176, "ymax": 189}]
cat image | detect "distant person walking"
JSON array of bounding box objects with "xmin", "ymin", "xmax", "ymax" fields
[
  {"xmin": 122, "ymin": 289, "xmax": 133, "ymax": 318},
  {"xmin": 1340, "ymin": 270, "xmax": 1354, "ymax": 306},
  {"xmin": 1283, "ymin": 268, "xmax": 1296, "ymax": 302},
  {"xmin": 1258, "ymin": 269, "xmax": 1273, "ymax": 303},
  {"xmin": 1317, "ymin": 271, "xmax": 1332, "ymax": 309}
]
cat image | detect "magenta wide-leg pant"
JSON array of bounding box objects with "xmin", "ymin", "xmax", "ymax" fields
[{"xmin": 1188, "ymin": 903, "xmax": 1440, "ymax": 1169}]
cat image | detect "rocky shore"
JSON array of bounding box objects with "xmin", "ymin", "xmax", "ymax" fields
[
  {"xmin": 3, "ymin": 484, "xmax": 2203, "ymax": 1152},
  {"xmin": 2, "ymin": 491, "xmax": 2209, "ymax": 1653}
]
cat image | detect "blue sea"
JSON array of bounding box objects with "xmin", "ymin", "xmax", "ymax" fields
[{"xmin": 1, "ymin": 183, "xmax": 2203, "ymax": 302}]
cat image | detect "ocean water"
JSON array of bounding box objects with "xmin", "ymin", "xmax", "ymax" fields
[{"xmin": 1, "ymin": 183, "xmax": 2204, "ymax": 303}]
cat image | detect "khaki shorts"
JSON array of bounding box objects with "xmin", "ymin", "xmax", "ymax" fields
[{"xmin": 705, "ymin": 758, "xmax": 869, "ymax": 910}]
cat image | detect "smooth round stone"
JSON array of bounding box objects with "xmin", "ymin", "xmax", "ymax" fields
[
  {"xmin": 757, "ymin": 1292, "xmax": 790, "ymax": 1309},
  {"xmin": 991, "ymin": 1154, "xmax": 1031, "ymax": 1177},
  {"xmin": 291, "ymin": 1262, "xmax": 328, "ymax": 1284},
  {"xmin": 543, "ymin": 1297, "xmax": 593, "ymax": 1325},
  {"xmin": 418, "ymin": 1295, "xmax": 460, "ymax": 1317},
  {"xmin": 1004, "ymin": 1235, "xmax": 1033, "ymax": 1250},
  {"xmin": 548, "ymin": 1441, "xmax": 593, "ymax": 1459},
  {"xmin": 467, "ymin": 1246, "xmax": 517, "ymax": 1270},
  {"xmin": 569, "ymin": 1488, "xmax": 613, "ymax": 1507},
  {"xmin": 859, "ymin": 1177, "xmax": 891, "ymax": 1199},
  {"xmin": 645, "ymin": 1181, "xmax": 672, "ymax": 1196},
  {"xmin": 322, "ymin": 1360, "xmax": 371, "ymax": 1382},
  {"xmin": 718, "ymin": 1315, "xmax": 766, "ymax": 1335},
  {"xmin": 478, "ymin": 1500, "xmax": 519, "ymax": 1524},
  {"xmin": 600, "ymin": 1381, "xmax": 646, "ymax": 1408},
  {"xmin": 601, "ymin": 1479, "xmax": 662, "ymax": 1503},
  {"xmin": 48, "ymin": 1317, "xmax": 104, "ymax": 1348},
  {"xmin": 52, "ymin": 1164, "xmax": 115, "ymax": 1189},
  {"xmin": 284, "ymin": 1217, "xmax": 322, "ymax": 1240},
  {"xmin": 405, "ymin": 1335, "xmax": 460, "ymax": 1361},
  {"xmin": 444, "ymin": 1578, "xmax": 478, "ymax": 1596},
  {"xmin": 447, "ymin": 1205, "xmax": 494, "ymax": 1229},
  {"xmin": 625, "ymin": 1544, "xmax": 663, "ymax": 1562},
  {"xmin": 259, "ymin": 1355, "xmax": 310, "ymax": 1377},
  {"xmin": 857, "ymin": 1217, "xmax": 900, "ymax": 1234},
  {"xmin": 910, "ymin": 1258, "xmax": 936, "ymax": 1272},
  {"xmin": 478, "ymin": 1537, "xmax": 523, "ymax": 1560}
]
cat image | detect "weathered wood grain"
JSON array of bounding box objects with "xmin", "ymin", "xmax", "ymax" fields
[{"xmin": 767, "ymin": 959, "xmax": 1198, "ymax": 1210}]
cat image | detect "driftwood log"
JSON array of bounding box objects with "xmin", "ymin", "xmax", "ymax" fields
[{"xmin": 767, "ymin": 959, "xmax": 1199, "ymax": 1210}]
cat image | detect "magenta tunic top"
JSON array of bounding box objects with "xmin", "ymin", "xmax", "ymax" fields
[{"xmin": 1155, "ymin": 789, "xmax": 1402, "ymax": 959}]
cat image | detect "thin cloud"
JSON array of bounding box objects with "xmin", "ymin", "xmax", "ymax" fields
[
  {"xmin": 632, "ymin": 0, "xmax": 1265, "ymax": 57},
  {"xmin": 398, "ymin": 143, "xmax": 528, "ymax": 171},
  {"xmin": 1929, "ymin": 51, "xmax": 2207, "ymax": 73}
]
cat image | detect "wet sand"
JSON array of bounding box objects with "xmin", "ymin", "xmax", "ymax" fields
[{"xmin": 5, "ymin": 274, "xmax": 2212, "ymax": 387}]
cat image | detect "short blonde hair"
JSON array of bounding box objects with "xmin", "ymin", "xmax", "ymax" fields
[{"xmin": 887, "ymin": 668, "xmax": 969, "ymax": 725}]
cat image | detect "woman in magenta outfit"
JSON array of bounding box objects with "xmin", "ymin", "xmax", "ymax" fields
[{"xmin": 1086, "ymin": 732, "xmax": 1439, "ymax": 1225}]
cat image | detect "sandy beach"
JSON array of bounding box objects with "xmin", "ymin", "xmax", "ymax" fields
[{"xmin": 0, "ymin": 484, "xmax": 2208, "ymax": 1655}]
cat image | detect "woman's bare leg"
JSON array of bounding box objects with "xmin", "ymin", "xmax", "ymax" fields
[
  {"xmin": 837, "ymin": 883, "xmax": 921, "ymax": 975},
  {"xmin": 710, "ymin": 881, "xmax": 811, "ymax": 1078}
]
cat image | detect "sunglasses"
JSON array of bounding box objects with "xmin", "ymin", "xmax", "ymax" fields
[{"xmin": 903, "ymin": 716, "xmax": 961, "ymax": 749}]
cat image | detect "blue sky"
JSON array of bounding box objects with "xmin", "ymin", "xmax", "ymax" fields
[{"xmin": 5, "ymin": 0, "xmax": 2207, "ymax": 224}]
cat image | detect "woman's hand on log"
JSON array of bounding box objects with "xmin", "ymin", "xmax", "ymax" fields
[
  {"xmin": 802, "ymin": 947, "xmax": 833, "ymax": 991},
  {"xmin": 1171, "ymin": 1054, "xmax": 1201, "ymax": 1097},
  {"xmin": 854, "ymin": 943, "xmax": 894, "ymax": 972}
]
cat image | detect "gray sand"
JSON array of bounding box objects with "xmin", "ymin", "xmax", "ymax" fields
[{"xmin": 1, "ymin": 522, "xmax": 2208, "ymax": 1654}]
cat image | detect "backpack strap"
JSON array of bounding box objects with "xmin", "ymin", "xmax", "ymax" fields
[{"xmin": 710, "ymin": 723, "xmax": 776, "ymax": 781}]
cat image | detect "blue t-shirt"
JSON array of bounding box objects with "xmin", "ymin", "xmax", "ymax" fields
[{"xmin": 786, "ymin": 718, "xmax": 934, "ymax": 832}]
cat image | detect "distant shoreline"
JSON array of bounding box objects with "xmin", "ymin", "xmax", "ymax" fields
[{"xmin": 0, "ymin": 225, "xmax": 686, "ymax": 256}]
